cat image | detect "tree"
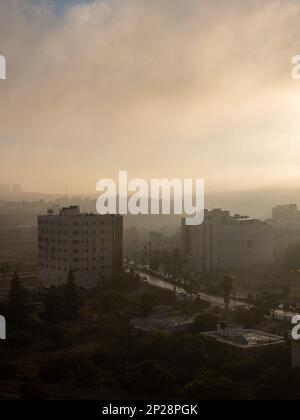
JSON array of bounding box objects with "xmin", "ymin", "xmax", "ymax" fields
[
  {"xmin": 150, "ymin": 251, "xmax": 160, "ymax": 272},
  {"xmin": 234, "ymin": 305, "xmax": 265, "ymax": 329},
  {"xmin": 123, "ymin": 360, "xmax": 176, "ymax": 397},
  {"xmin": 70, "ymin": 361, "xmax": 100, "ymax": 389},
  {"xmin": 63, "ymin": 270, "xmax": 80, "ymax": 321},
  {"xmin": 111, "ymin": 270, "xmax": 141, "ymax": 291},
  {"xmin": 20, "ymin": 384, "xmax": 49, "ymax": 400},
  {"xmin": 43, "ymin": 325, "xmax": 66, "ymax": 344},
  {"xmin": 172, "ymin": 249, "xmax": 182, "ymax": 276},
  {"xmin": 190, "ymin": 314, "xmax": 219, "ymax": 333},
  {"xmin": 42, "ymin": 286, "xmax": 63, "ymax": 324},
  {"xmin": 39, "ymin": 357, "xmax": 78, "ymax": 384},
  {"xmin": 8, "ymin": 271, "xmax": 29, "ymax": 328},
  {"xmin": 0, "ymin": 363, "xmax": 17, "ymax": 380},
  {"xmin": 182, "ymin": 375, "xmax": 241, "ymax": 400},
  {"xmin": 220, "ymin": 275, "xmax": 233, "ymax": 310},
  {"xmin": 0, "ymin": 262, "xmax": 13, "ymax": 280}
]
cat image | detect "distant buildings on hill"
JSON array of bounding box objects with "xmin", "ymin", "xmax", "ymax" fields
[
  {"xmin": 0, "ymin": 214, "xmax": 36, "ymax": 244},
  {"xmin": 0, "ymin": 184, "xmax": 22, "ymax": 195}
]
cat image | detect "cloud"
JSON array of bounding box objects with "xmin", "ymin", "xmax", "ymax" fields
[{"xmin": 0, "ymin": 0, "xmax": 300, "ymax": 193}]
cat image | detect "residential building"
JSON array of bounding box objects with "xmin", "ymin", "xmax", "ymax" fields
[
  {"xmin": 272, "ymin": 204, "xmax": 300, "ymax": 229},
  {"xmin": 38, "ymin": 206, "xmax": 123, "ymax": 289},
  {"xmin": 182, "ymin": 209, "xmax": 273, "ymax": 273}
]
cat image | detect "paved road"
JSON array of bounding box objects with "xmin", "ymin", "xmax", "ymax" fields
[{"xmin": 139, "ymin": 270, "xmax": 296, "ymax": 321}]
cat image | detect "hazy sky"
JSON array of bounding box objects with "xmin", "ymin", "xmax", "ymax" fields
[{"xmin": 1, "ymin": 0, "xmax": 300, "ymax": 194}]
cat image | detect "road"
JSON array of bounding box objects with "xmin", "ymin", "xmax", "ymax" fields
[{"xmin": 139, "ymin": 270, "xmax": 296, "ymax": 321}]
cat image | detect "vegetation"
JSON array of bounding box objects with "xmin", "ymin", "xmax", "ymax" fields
[
  {"xmin": 7, "ymin": 271, "xmax": 29, "ymax": 328},
  {"xmin": 42, "ymin": 270, "xmax": 80, "ymax": 324},
  {"xmin": 220, "ymin": 276, "xmax": 233, "ymax": 310},
  {"xmin": 0, "ymin": 269, "xmax": 297, "ymax": 400}
]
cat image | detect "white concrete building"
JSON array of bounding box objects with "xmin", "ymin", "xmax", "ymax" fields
[
  {"xmin": 182, "ymin": 209, "xmax": 274, "ymax": 273},
  {"xmin": 38, "ymin": 206, "xmax": 123, "ymax": 289}
]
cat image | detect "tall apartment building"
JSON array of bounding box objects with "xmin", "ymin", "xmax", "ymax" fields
[
  {"xmin": 272, "ymin": 204, "xmax": 300, "ymax": 229},
  {"xmin": 38, "ymin": 206, "xmax": 123, "ymax": 289},
  {"xmin": 182, "ymin": 209, "xmax": 273, "ymax": 273}
]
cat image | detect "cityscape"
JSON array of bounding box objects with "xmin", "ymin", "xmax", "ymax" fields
[
  {"xmin": 2, "ymin": 0, "xmax": 300, "ymax": 404},
  {"xmin": 1, "ymin": 189, "xmax": 300, "ymax": 400}
]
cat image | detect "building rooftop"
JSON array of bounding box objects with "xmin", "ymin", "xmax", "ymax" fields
[
  {"xmin": 42, "ymin": 206, "xmax": 121, "ymax": 218},
  {"xmin": 203, "ymin": 329, "xmax": 286, "ymax": 349},
  {"xmin": 130, "ymin": 312, "xmax": 194, "ymax": 335}
]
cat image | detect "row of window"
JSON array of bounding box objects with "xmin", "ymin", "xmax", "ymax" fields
[
  {"xmin": 39, "ymin": 247, "xmax": 110, "ymax": 253},
  {"xmin": 39, "ymin": 220, "xmax": 111, "ymax": 227},
  {"xmin": 39, "ymin": 229, "xmax": 112, "ymax": 236},
  {"xmin": 39, "ymin": 254, "xmax": 110, "ymax": 260},
  {"xmin": 39, "ymin": 263, "xmax": 112, "ymax": 271}
]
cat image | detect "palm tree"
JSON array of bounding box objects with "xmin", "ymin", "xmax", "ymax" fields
[
  {"xmin": 0, "ymin": 262, "xmax": 12, "ymax": 280},
  {"xmin": 220, "ymin": 275, "xmax": 233, "ymax": 310}
]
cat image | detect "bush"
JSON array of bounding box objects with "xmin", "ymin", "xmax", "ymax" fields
[
  {"xmin": 0, "ymin": 363, "xmax": 17, "ymax": 380},
  {"xmin": 69, "ymin": 361, "xmax": 101, "ymax": 389},
  {"xmin": 189, "ymin": 314, "xmax": 219, "ymax": 333},
  {"xmin": 42, "ymin": 325, "xmax": 66, "ymax": 344},
  {"xmin": 182, "ymin": 375, "xmax": 241, "ymax": 400}
]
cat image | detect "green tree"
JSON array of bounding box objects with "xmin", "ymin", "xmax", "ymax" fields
[
  {"xmin": 124, "ymin": 360, "xmax": 176, "ymax": 397},
  {"xmin": 0, "ymin": 262, "xmax": 13, "ymax": 280},
  {"xmin": 63, "ymin": 270, "xmax": 79, "ymax": 321},
  {"xmin": 43, "ymin": 286, "xmax": 63, "ymax": 324},
  {"xmin": 190, "ymin": 314, "xmax": 219, "ymax": 333},
  {"xmin": 8, "ymin": 271, "xmax": 29, "ymax": 328},
  {"xmin": 182, "ymin": 375, "xmax": 240, "ymax": 400},
  {"xmin": 70, "ymin": 361, "xmax": 100, "ymax": 389},
  {"xmin": 150, "ymin": 251, "xmax": 160, "ymax": 272},
  {"xmin": 220, "ymin": 275, "xmax": 233, "ymax": 310}
]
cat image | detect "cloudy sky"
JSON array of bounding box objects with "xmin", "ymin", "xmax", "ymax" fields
[{"xmin": 0, "ymin": 0, "xmax": 300, "ymax": 194}]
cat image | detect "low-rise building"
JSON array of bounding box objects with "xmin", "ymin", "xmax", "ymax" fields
[
  {"xmin": 203, "ymin": 321, "xmax": 286, "ymax": 351},
  {"xmin": 130, "ymin": 311, "xmax": 195, "ymax": 337}
]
